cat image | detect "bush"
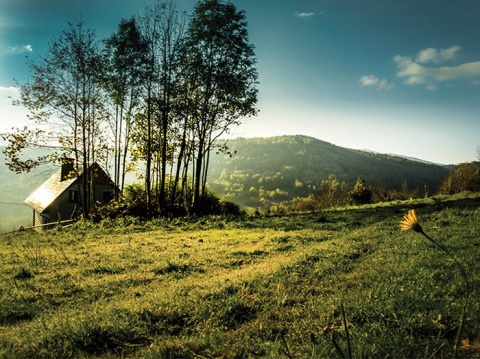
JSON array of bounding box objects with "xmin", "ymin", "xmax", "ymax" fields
[
  {"xmin": 317, "ymin": 175, "xmax": 349, "ymax": 209},
  {"xmin": 194, "ymin": 190, "xmax": 242, "ymax": 216},
  {"xmin": 291, "ymin": 195, "xmax": 317, "ymax": 212},
  {"xmin": 371, "ymin": 186, "xmax": 402, "ymax": 202},
  {"xmin": 96, "ymin": 183, "xmax": 242, "ymax": 221},
  {"xmin": 349, "ymin": 176, "xmax": 372, "ymax": 205}
]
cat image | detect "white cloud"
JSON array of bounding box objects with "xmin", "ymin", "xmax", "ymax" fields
[
  {"xmin": 415, "ymin": 45, "xmax": 461, "ymax": 64},
  {"xmin": 295, "ymin": 12, "xmax": 315, "ymax": 18},
  {"xmin": 2, "ymin": 44, "xmax": 33, "ymax": 55},
  {"xmin": 394, "ymin": 50, "xmax": 480, "ymax": 90},
  {"xmin": 359, "ymin": 75, "xmax": 393, "ymax": 91},
  {"xmin": 0, "ymin": 86, "xmax": 20, "ymax": 98}
]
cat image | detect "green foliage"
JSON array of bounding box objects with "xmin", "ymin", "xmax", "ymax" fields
[
  {"xmin": 185, "ymin": 0, "xmax": 258, "ymax": 121},
  {"xmin": 0, "ymin": 128, "xmax": 58, "ymax": 174},
  {"xmin": 318, "ymin": 175, "xmax": 349, "ymax": 209},
  {"xmin": 349, "ymin": 176, "xmax": 373, "ymax": 205},
  {"xmin": 2, "ymin": 1, "xmax": 258, "ymax": 220},
  {"xmin": 102, "ymin": 16, "xmax": 148, "ymax": 197},
  {"xmin": 98, "ymin": 183, "xmax": 150, "ymax": 218},
  {"xmin": 437, "ymin": 162, "xmax": 480, "ymax": 195},
  {"xmin": 184, "ymin": 0, "xmax": 259, "ymax": 210},
  {"xmin": 0, "ymin": 193, "xmax": 479, "ymax": 358},
  {"xmin": 291, "ymin": 195, "xmax": 317, "ymax": 212},
  {"xmin": 194, "ymin": 190, "xmax": 243, "ymax": 216},
  {"xmin": 98, "ymin": 183, "xmax": 242, "ymax": 219}
]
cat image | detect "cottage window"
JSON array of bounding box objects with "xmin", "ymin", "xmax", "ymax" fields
[{"xmin": 68, "ymin": 190, "xmax": 79, "ymax": 203}]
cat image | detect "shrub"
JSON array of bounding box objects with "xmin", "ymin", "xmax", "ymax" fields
[
  {"xmin": 349, "ymin": 176, "xmax": 372, "ymax": 205},
  {"xmin": 371, "ymin": 186, "xmax": 402, "ymax": 202},
  {"xmin": 291, "ymin": 195, "xmax": 317, "ymax": 212},
  {"xmin": 317, "ymin": 175, "xmax": 349, "ymax": 209},
  {"xmin": 194, "ymin": 190, "xmax": 242, "ymax": 216},
  {"xmin": 95, "ymin": 183, "xmax": 149, "ymax": 220}
]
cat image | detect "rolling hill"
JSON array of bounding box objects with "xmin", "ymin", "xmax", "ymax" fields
[{"xmin": 207, "ymin": 135, "xmax": 451, "ymax": 207}]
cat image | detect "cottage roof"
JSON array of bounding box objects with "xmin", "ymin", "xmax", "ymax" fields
[{"xmin": 24, "ymin": 169, "xmax": 77, "ymax": 213}]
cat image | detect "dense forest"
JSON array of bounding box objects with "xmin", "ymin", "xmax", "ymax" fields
[{"xmin": 207, "ymin": 135, "xmax": 452, "ymax": 210}]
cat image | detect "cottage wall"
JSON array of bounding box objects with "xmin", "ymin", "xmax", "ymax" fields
[
  {"xmin": 42, "ymin": 189, "xmax": 80, "ymax": 222},
  {"xmin": 34, "ymin": 210, "xmax": 45, "ymax": 227}
]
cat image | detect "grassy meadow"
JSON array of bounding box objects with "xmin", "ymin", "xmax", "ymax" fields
[{"xmin": 0, "ymin": 193, "xmax": 479, "ymax": 358}]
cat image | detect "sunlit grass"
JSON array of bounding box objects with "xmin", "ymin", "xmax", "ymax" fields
[{"xmin": 0, "ymin": 192, "xmax": 479, "ymax": 358}]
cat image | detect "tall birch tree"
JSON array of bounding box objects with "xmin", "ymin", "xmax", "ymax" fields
[
  {"xmin": 135, "ymin": 1, "xmax": 187, "ymax": 213},
  {"xmin": 182, "ymin": 0, "xmax": 258, "ymax": 212},
  {"xmin": 103, "ymin": 18, "xmax": 147, "ymax": 198},
  {"xmin": 1, "ymin": 19, "xmax": 106, "ymax": 217}
]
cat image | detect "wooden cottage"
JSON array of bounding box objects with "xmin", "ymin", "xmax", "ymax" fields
[{"xmin": 24, "ymin": 162, "xmax": 116, "ymax": 229}]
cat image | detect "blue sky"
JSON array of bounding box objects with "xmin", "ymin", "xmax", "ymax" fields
[{"xmin": 1, "ymin": 0, "xmax": 479, "ymax": 164}]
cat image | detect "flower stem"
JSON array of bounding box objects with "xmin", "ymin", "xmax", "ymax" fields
[
  {"xmin": 420, "ymin": 230, "xmax": 469, "ymax": 358},
  {"xmin": 340, "ymin": 303, "xmax": 352, "ymax": 359}
]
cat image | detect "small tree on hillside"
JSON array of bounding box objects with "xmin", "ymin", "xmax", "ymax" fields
[
  {"xmin": 349, "ymin": 176, "xmax": 372, "ymax": 205},
  {"xmin": 317, "ymin": 175, "xmax": 348, "ymax": 209}
]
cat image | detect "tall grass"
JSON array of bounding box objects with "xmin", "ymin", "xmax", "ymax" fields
[{"xmin": 0, "ymin": 192, "xmax": 479, "ymax": 358}]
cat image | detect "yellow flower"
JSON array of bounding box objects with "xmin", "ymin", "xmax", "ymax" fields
[{"xmin": 399, "ymin": 209, "xmax": 423, "ymax": 233}]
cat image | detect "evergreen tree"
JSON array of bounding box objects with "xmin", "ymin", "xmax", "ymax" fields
[{"xmin": 349, "ymin": 176, "xmax": 372, "ymax": 205}]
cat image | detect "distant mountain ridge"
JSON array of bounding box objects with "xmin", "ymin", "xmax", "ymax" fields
[
  {"xmin": 385, "ymin": 154, "xmax": 441, "ymax": 166},
  {"xmin": 207, "ymin": 135, "xmax": 451, "ymax": 207},
  {"xmin": 361, "ymin": 148, "xmax": 453, "ymax": 168}
]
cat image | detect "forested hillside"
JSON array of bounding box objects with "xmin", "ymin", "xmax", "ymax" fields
[{"xmin": 207, "ymin": 135, "xmax": 451, "ymax": 208}]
